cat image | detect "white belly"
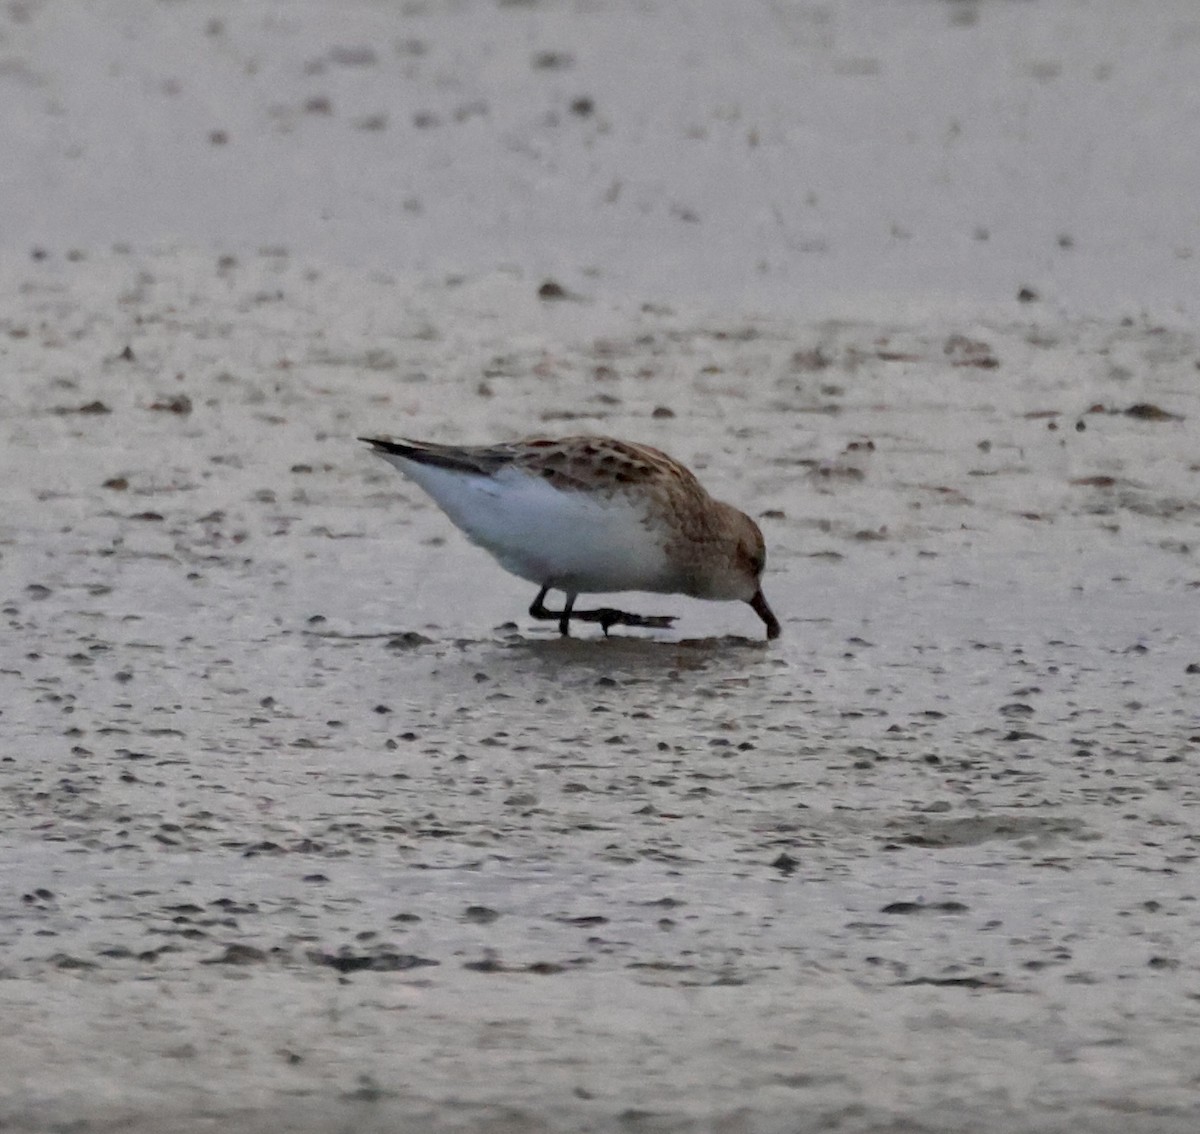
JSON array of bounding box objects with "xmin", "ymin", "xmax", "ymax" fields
[{"xmin": 379, "ymin": 455, "xmax": 675, "ymax": 595}]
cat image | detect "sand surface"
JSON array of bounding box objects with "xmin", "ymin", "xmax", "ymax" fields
[{"xmin": 2, "ymin": 3, "xmax": 1199, "ymax": 1132}]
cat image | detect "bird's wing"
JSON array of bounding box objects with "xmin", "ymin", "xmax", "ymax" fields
[{"xmin": 359, "ymin": 437, "xmax": 513, "ymax": 476}]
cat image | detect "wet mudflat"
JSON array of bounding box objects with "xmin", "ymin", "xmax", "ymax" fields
[
  {"xmin": 5, "ymin": 0, "xmax": 1200, "ymax": 1127},
  {"xmin": 1, "ymin": 249, "xmax": 1198, "ymax": 1132}
]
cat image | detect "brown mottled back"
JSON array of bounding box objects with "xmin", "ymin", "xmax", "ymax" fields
[{"xmin": 506, "ymin": 436, "xmax": 708, "ymax": 499}]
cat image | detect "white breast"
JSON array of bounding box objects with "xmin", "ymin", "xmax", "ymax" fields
[{"xmin": 379, "ymin": 455, "xmax": 675, "ymax": 595}]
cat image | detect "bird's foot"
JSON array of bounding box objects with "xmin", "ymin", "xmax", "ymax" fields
[
  {"xmin": 529, "ymin": 586, "xmax": 675, "ymax": 636},
  {"xmin": 570, "ymin": 607, "xmax": 677, "ymax": 636}
]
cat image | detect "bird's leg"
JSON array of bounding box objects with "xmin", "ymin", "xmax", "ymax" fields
[
  {"xmin": 559, "ymin": 592, "xmax": 576, "ymax": 637},
  {"xmin": 528, "ymin": 587, "xmax": 676, "ymax": 636},
  {"xmin": 529, "ymin": 585, "xmax": 558, "ymax": 626},
  {"xmin": 528, "ymin": 586, "xmax": 577, "ymax": 636}
]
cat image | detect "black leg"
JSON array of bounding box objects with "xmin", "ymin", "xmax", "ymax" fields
[
  {"xmin": 529, "ymin": 585, "xmax": 553, "ymax": 620},
  {"xmin": 558, "ymin": 592, "xmax": 576, "ymax": 636},
  {"xmin": 528, "ymin": 586, "xmax": 677, "ymax": 635},
  {"xmin": 530, "ymin": 586, "xmax": 577, "ymax": 636}
]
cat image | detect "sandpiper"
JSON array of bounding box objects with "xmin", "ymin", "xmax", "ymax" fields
[{"xmin": 360, "ymin": 435, "xmax": 780, "ymax": 640}]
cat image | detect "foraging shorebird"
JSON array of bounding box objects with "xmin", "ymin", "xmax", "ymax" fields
[{"xmin": 361, "ymin": 435, "xmax": 780, "ymax": 640}]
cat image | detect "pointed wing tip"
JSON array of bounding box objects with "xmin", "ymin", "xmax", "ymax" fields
[{"xmin": 360, "ymin": 436, "xmax": 408, "ymax": 454}]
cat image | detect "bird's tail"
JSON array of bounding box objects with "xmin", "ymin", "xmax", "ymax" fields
[{"xmin": 359, "ymin": 437, "xmax": 507, "ymax": 476}]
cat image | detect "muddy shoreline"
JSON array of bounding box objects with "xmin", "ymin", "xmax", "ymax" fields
[{"xmin": 3, "ymin": 249, "xmax": 1199, "ymax": 1132}]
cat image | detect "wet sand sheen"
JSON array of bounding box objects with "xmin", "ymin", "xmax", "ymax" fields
[{"xmin": 2, "ymin": 248, "xmax": 1198, "ymax": 1133}]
